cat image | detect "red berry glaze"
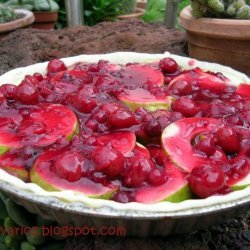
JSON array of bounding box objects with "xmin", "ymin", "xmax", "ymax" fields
[
  {"xmin": 54, "ymin": 152, "xmax": 85, "ymax": 182},
  {"xmin": 189, "ymin": 164, "xmax": 226, "ymax": 198},
  {"xmin": 214, "ymin": 126, "xmax": 240, "ymax": 154},
  {"xmin": 159, "ymin": 57, "xmax": 178, "ymax": 74},
  {"xmin": 124, "ymin": 157, "xmax": 156, "ymax": 187},
  {"xmin": 47, "ymin": 59, "xmax": 67, "ymax": 74},
  {"xmin": 172, "ymin": 96, "xmax": 200, "ymax": 117}
]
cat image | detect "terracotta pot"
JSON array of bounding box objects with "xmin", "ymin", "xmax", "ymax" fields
[
  {"xmin": 179, "ymin": 6, "xmax": 250, "ymax": 75},
  {"xmin": 32, "ymin": 11, "xmax": 58, "ymax": 30},
  {"xmin": 136, "ymin": 0, "xmax": 147, "ymax": 9},
  {"xmin": 0, "ymin": 9, "xmax": 34, "ymax": 40},
  {"xmin": 117, "ymin": 8, "xmax": 145, "ymax": 20}
]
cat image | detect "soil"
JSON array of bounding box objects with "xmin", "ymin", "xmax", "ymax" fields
[
  {"xmin": 0, "ymin": 20, "xmax": 186, "ymax": 76},
  {"xmin": 0, "ymin": 19, "xmax": 249, "ymax": 250}
]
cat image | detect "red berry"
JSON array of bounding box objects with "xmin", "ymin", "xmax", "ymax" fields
[
  {"xmin": 112, "ymin": 191, "xmax": 135, "ymax": 203},
  {"xmin": 194, "ymin": 135, "xmax": 216, "ymax": 156},
  {"xmin": 109, "ymin": 108, "xmax": 137, "ymax": 128},
  {"xmin": 124, "ymin": 157, "xmax": 156, "ymax": 187},
  {"xmin": 214, "ymin": 126, "xmax": 240, "ymax": 153},
  {"xmin": 0, "ymin": 89, "xmax": 5, "ymax": 103},
  {"xmin": 144, "ymin": 119, "xmax": 162, "ymax": 137},
  {"xmin": 91, "ymin": 109, "xmax": 108, "ymax": 123},
  {"xmin": 47, "ymin": 59, "xmax": 67, "ymax": 73},
  {"xmin": 93, "ymin": 146, "xmax": 125, "ymax": 178},
  {"xmin": 54, "ymin": 152, "xmax": 85, "ymax": 182},
  {"xmin": 100, "ymin": 103, "xmax": 121, "ymax": 115},
  {"xmin": 172, "ymin": 97, "xmax": 200, "ymax": 117},
  {"xmin": 210, "ymin": 148, "xmax": 228, "ymax": 162},
  {"xmin": 33, "ymin": 73, "xmax": 44, "ymax": 82},
  {"xmin": 169, "ymin": 80, "xmax": 192, "ymax": 96},
  {"xmin": 149, "ymin": 169, "xmax": 167, "ymax": 186},
  {"xmin": 16, "ymin": 78, "xmax": 39, "ymax": 105},
  {"xmin": 189, "ymin": 164, "xmax": 226, "ymax": 198},
  {"xmin": 0, "ymin": 84, "xmax": 17, "ymax": 100},
  {"xmin": 64, "ymin": 93, "xmax": 97, "ymax": 114},
  {"xmin": 159, "ymin": 57, "xmax": 178, "ymax": 74}
]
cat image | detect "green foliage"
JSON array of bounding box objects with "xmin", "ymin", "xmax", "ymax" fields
[
  {"xmin": 84, "ymin": 0, "xmax": 122, "ymax": 26},
  {"xmin": 4, "ymin": 0, "xmax": 59, "ymax": 12},
  {"xmin": 54, "ymin": 0, "xmax": 122, "ymax": 27},
  {"xmin": 0, "ymin": 3, "xmax": 16, "ymax": 23},
  {"xmin": 142, "ymin": 0, "xmax": 166, "ymax": 22},
  {"xmin": 120, "ymin": 0, "xmax": 136, "ymax": 14},
  {"xmin": 0, "ymin": 191, "xmax": 66, "ymax": 250},
  {"xmin": 191, "ymin": 0, "xmax": 250, "ymax": 19}
]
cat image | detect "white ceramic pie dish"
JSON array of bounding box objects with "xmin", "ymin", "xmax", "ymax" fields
[{"xmin": 0, "ymin": 52, "xmax": 250, "ymax": 236}]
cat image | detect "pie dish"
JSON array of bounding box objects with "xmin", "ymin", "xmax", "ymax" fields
[{"xmin": 0, "ymin": 52, "xmax": 249, "ymax": 236}]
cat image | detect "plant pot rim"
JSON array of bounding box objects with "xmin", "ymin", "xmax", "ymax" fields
[
  {"xmin": 179, "ymin": 6, "xmax": 250, "ymax": 38},
  {"xmin": 117, "ymin": 7, "xmax": 145, "ymax": 20},
  {"xmin": 33, "ymin": 11, "xmax": 58, "ymax": 23},
  {"xmin": 0, "ymin": 9, "xmax": 34, "ymax": 34}
]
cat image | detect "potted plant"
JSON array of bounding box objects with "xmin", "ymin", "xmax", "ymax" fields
[
  {"xmin": 4, "ymin": 0, "xmax": 59, "ymax": 29},
  {"xmin": 117, "ymin": 0, "xmax": 145, "ymax": 20},
  {"xmin": 0, "ymin": 3, "xmax": 34, "ymax": 39},
  {"xmin": 179, "ymin": 0, "xmax": 250, "ymax": 75}
]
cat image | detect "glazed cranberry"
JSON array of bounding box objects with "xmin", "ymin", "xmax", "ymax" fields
[
  {"xmin": 164, "ymin": 76, "xmax": 173, "ymax": 85},
  {"xmin": 227, "ymin": 158, "xmax": 249, "ymax": 183},
  {"xmin": 112, "ymin": 191, "xmax": 135, "ymax": 203},
  {"xmin": 91, "ymin": 109, "xmax": 108, "ymax": 123},
  {"xmin": 188, "ymin": 164, "xmax": 226, "ymax": 198},
  {"xmin": 148, "ymin": 146, "xmax": 167, "ymax": 166},
  {"xmin": 109, "ymin": 108, "xmax": 137, "ymax": 128},
  {"xmin": 93, "ymin": 146, "xmax": 125, "ymax": 178},
  {"xmin": 0, "ymin": 89, "xmax": 5, "ymax": 103},
  {"xmin": 93, "ymin": 75, "xmax": 120, "ymax": 91},
  {"xmin": 0, "ymin": 84, "xmax": 17, "ymax": 100},
  {"xmin": 159, "ymin": 57, "xmax": 178, "ymax": 74},
  {"xmin": 213, "ymin": 186, "xmax": 232, "ymax": 195},
  {"xmin": 225, "ymin": 115, "xmax": 243, "ymax": 126},
  {"xmin": 0, "ymin": 117, "xmax": 17, "ymax": 131},
  {"xmin": 210, "ymin": 149, "xmax": 228, "ymax": 162},
  {"xmin": 209, "ymin": 101, "xmax": 236, "ymax": 118},
  {"xmin": 214, "ymin": 126, "xmax": 240, "ymax": 154},
  {"xmin": 91, "ymin": 172, "xmax": 108, "ymax": 184},
  {"xmin": 78, "ymin": 84, "xmax": 96, "ymax": 97},
  {"xmin": 47, "ymin": 59, "xmax": 67, "ymax": 73},
  {"xmin": 172, "ymin": 97, "xmax": 200, "ymax": 117},
  {"xmin": 54, "ymin": 152, "xmax": 85, "ymax": 182},
  {"xmin": 16, "ymin": 79, "xmax": 39, "ymax": 105},
  {"xmin": 169, "ymin": 80, "xmax": 192, "ymax": 96},
  {"xmin": 23, "ymin": 75, "xmax": 39, "ymax": 87},
  {"xmin": 170, "ymin": 111, "xmax": 184, "ymax": 122},
  {"xmin": 85, "ymin": 119, "xmax": 98, "ymax": 132},
  {"xmin": 124, "ymin": 157, "xmax": 156, "ymax": 187},
  {"xmin": 33, "ymin": 73, "xmax": 44, "ymax": 82},
  {"xmin": 64, "ymin": 93, "xmax": 97, "ymax": 114},
  {"xmin": 149, "ymin": 169, "xmax": 167, "ymax": 186},
  {"xmin": 157, "ymin": 115, "xmax": 171, "ymax": 130},
  {"xmin": 144, "ymin": 119, "xmax": 162, "ymax": 137},
  {"xmin": 195, "ymin": 135, "xmax": 216, "ymax": 156},
  {"xmin": 100, "ymin": 103, "xmax": 121, "ymax": 115}
]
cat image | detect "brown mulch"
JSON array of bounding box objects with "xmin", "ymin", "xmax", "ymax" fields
[{"xmin": 0, "ymin": 20, "xmax": 249, "ymax": 250}]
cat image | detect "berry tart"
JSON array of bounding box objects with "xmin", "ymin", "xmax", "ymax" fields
[{"xmin": 0, "ymin": 52, "xmax": 249, "ymax": 215}]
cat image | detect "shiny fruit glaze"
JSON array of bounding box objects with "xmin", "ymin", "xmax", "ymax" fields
[{"xmin": 0, "ymin": 57, "xmax": 250, "ymax": 203}]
